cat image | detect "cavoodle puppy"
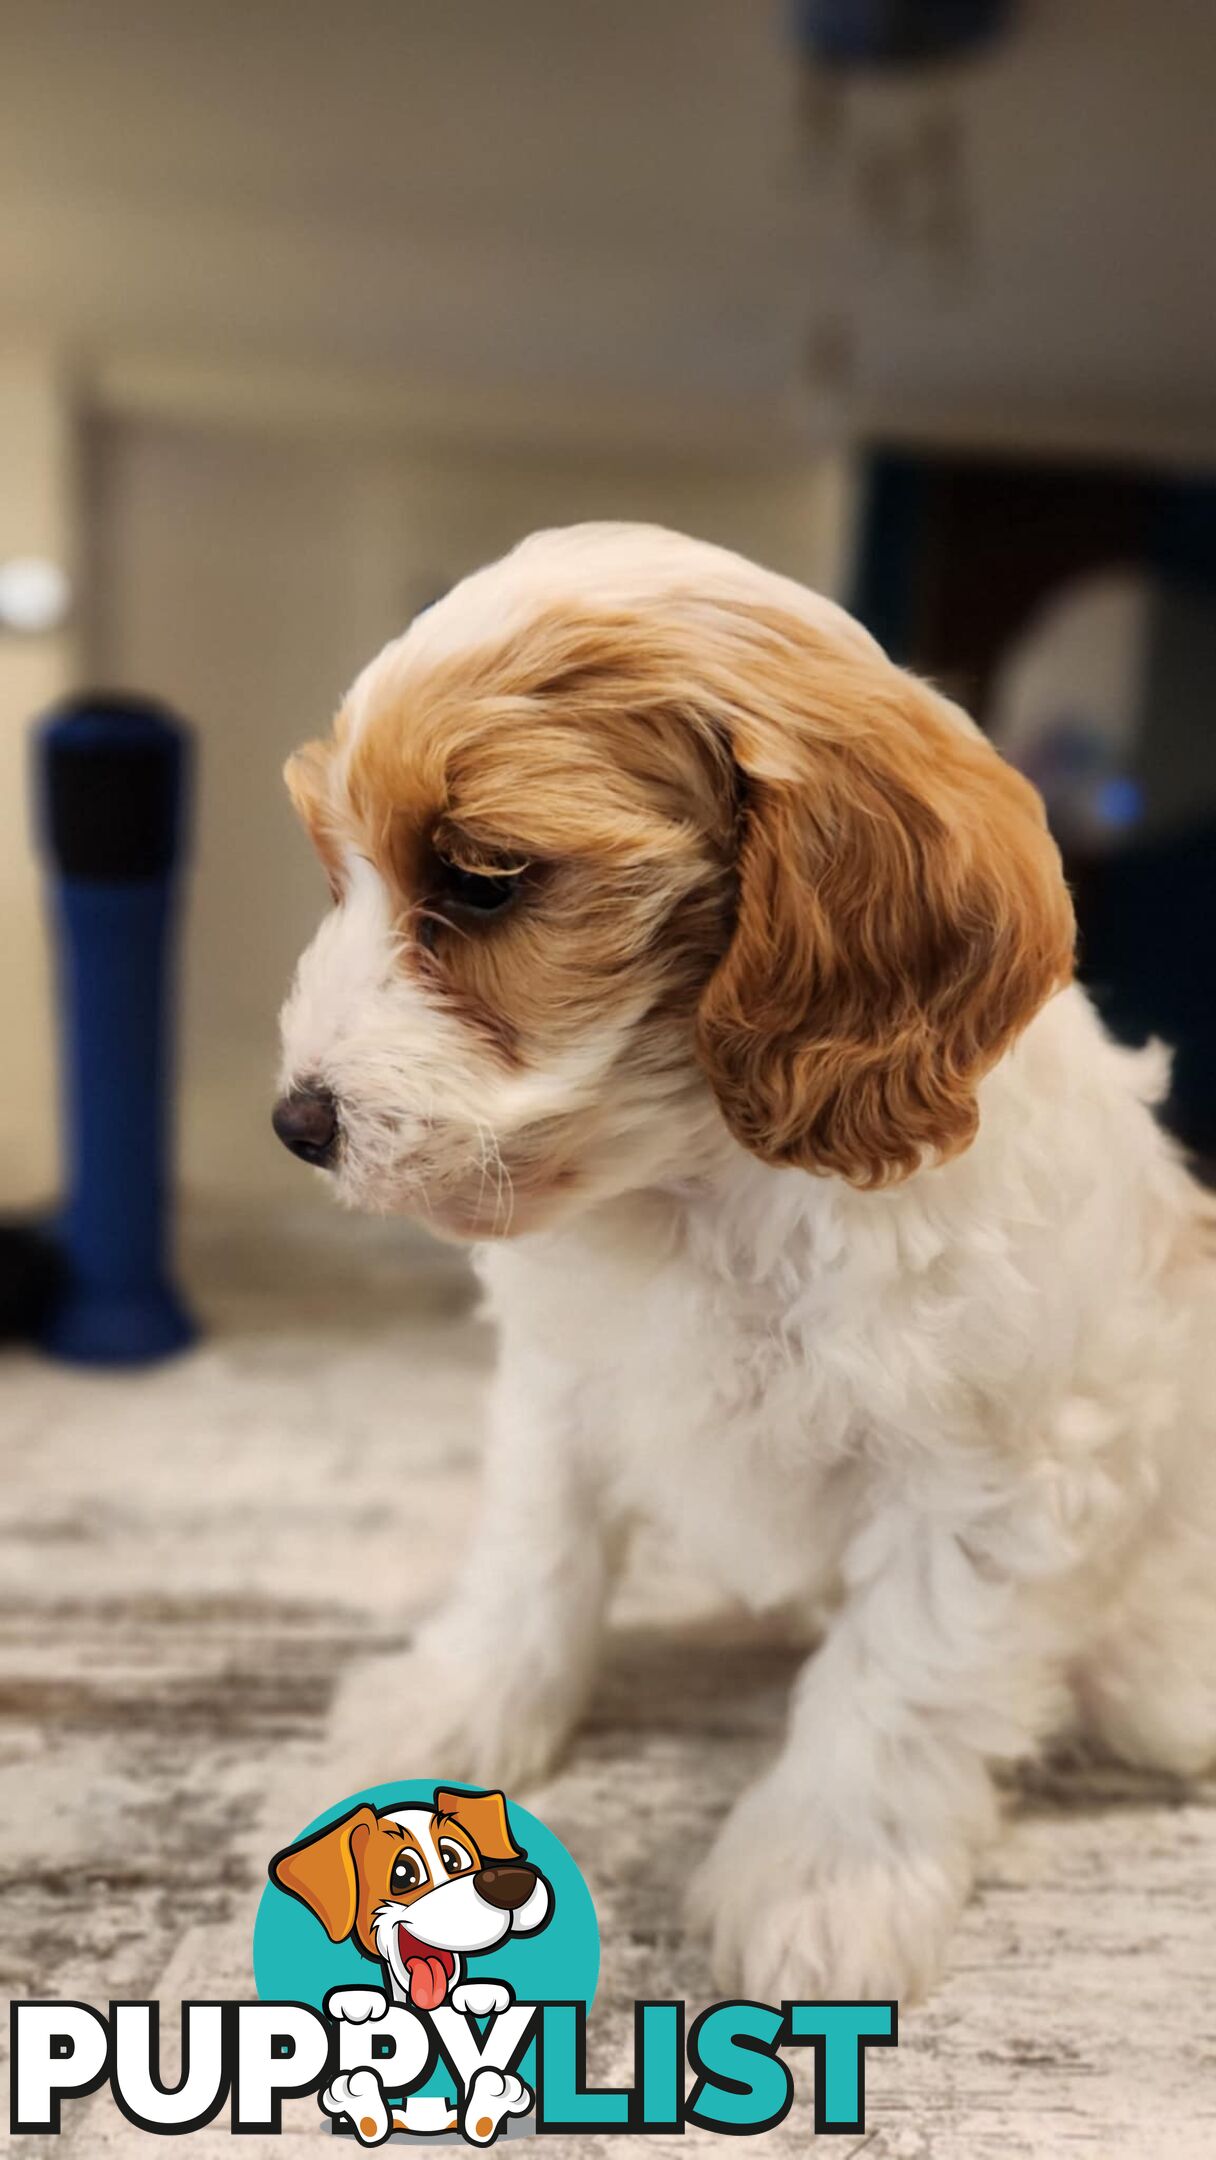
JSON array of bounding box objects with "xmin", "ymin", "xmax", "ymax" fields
[{"xmin": 275, "ymin": 523, "xmax": 1215, "ymax": 2003}]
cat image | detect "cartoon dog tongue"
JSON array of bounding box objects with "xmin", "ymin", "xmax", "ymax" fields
[
  {"xmin": 398, "ymin": 1928, "xmax": 454, "ymax": 2010},
  {"xmin": 406, "ymin": 1954, "xmax": 449, "ymax": 2010}
]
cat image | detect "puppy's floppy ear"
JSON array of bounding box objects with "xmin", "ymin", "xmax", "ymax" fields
[
  {"xmin": 269, "ymin": 1804, "xmax": 380, "ymax": 1942},
  {"xmin": 695, "ymin": 616, "xmax": 1075, "ymax": 1188},
  {"xmin": 284, "ymin": 738, "xmax": 334, "ymax": 826},
  {"xmin": 434, "ymin": 1788, "xmax": 520, "ymax": 1864},
  {"xmin": 284, "ymin": 737, "xmax": 344, "ymax": 894}
]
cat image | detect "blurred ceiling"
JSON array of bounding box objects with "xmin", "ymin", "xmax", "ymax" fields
[{"xmin": 0, "ymin": 0, "xmax": 1212, "ymax": 453}]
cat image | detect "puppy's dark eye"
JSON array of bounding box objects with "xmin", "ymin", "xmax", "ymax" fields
[
  {"xmin": 433, "ymin": 854, "xmax": 524, "ymax": 919},
  {"xmin": 390, "ymin": 1850, "xmax": 427, "ymax": 1894},
  {"xmin": 438, "ymin": 1837, "xmax": 473, "ymax": 1877}
]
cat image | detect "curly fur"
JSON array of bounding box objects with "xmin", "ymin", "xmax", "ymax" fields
[{"xmin": 278, "ymin": 523, "xmax": 1216, "ymax": 2004}]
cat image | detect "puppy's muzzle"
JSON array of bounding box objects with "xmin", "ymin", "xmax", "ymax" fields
[
  {"xmin": 474, "ymin": 1864, "xmax": 537, "ymax": 1911},
  {"xmin": 272, "ymin": 1082, "xmax": 339, "ymax": 1168}
]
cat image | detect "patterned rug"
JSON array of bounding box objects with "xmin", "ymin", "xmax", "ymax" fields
[{"xmin": 2, "ymin": 1203, "xmax": 1213, "ymax": 2156}]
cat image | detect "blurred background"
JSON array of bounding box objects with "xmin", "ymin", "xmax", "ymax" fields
[
  {"xmin": 2, "ymin": 0, "xmax": 1213, "ymax": 1228},
  {"xmin": 2, "ymin": 9, "xmax": 1215, "ymax": 2132}
]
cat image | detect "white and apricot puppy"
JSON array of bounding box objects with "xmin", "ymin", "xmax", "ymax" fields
[{"xmin": 276, "ymin": 523, "xmax": 1216, "ymax": 2004}]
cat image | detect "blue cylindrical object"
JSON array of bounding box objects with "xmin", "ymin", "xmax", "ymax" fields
[{"xmin": 36, "ymin": 694, "xmax": 197, "ymax": 1363}]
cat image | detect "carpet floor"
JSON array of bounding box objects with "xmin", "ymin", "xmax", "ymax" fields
[{"xmin": 2, "ymin": 1203, "xmax": 1213, "ymax": 2156}]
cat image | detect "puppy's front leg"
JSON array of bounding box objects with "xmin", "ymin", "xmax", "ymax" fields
[
  {"xmin": 690, "ymin": 1490, "xmax": 1067, "ymax": 2005},
  {"xmin": 330, "ymin": 1354, "xmax": 608, "ymax": 1791}
]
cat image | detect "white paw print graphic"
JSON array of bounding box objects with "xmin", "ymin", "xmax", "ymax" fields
[
  {"xmin": 321, "ymin": 2066, "xmax": 390, "ymax": 2145},
  {"xmin": 463, "ymin": 2067, "xmax": 532, "ymax": 2145}
]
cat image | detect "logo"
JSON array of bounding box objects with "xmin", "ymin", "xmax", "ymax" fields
[
  {"xmin": 10, "ymin": 1782, "xmax": 896, "ymax": 2141},
  {"xmin": 255, "ymin": 1780, "xmax": 599, "ymax": 2143}
]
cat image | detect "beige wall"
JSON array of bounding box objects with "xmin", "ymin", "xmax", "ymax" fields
[
  {"xmin": 2, "ymin": 1, "xmax": 1213, "ymax": 462},
  {"xmin": 0, "ymin": 348, "xmax": 78, "ymax": 1206},
  {"xmin": 76, "ymin": 416, "xmax": 854, "ymax": 1204}
]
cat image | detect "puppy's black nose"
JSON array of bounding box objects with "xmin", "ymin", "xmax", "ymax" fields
[
  {"xmin": 474, "ymin": 1864, "xmax": 537, "ymax": 1912},
  {"xmin": 272, "ymin": 1084, "xmax": 338, "ymax": 1167}
]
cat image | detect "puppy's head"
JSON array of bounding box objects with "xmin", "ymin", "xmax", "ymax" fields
[
  {"xmin": 269, "ymin": 1787, "xmax": 551, "ymax": 2008},
  {"xmin": 276, "ymin": 523, "xmax": 1073, "ymax": 1233}
]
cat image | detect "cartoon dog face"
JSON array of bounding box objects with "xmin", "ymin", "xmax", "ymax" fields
[{"xmin": 270, "ymin": 1788, "xmax": 551, "ymax": 2008}]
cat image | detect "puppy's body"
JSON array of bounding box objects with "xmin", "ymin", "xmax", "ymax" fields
[
  {"xmin": 464, "ymin": 989, "xmax": 1214, "ymax": 1996},
  {"xmin": 277, "ymin": 524, "xmax": 1216, "ymax": 2003},
  {"xmin": 485, "ymin": 987, "xmax": 1201, "ymax": 1619}
]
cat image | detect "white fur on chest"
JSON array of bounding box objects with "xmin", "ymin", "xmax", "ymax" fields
[
  {"xmin": 478, "ymin": 989, "xmax": 1203, "ymax": 1617},
  {"xmin": 481, "ymin": 1183, "xmax": 882, "ymax": 1609}
]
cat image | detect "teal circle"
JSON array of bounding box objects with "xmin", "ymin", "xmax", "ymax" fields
[{"xmin": 253, "ymin": 1781, "xmax": 599, "ymax": 2075}]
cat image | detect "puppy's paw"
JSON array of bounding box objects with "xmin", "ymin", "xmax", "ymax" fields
[
  {"xmin": 451, "ymin": 1979, "xmax": 514, "ymax": 2017},
  {"xmin": 321, "ymin": 2067, "xmax": 390, "ymax": 2145},
  {"xmin": 462, "ymin": 2067, "xmax": 532, "ymax": 2144},
  {"xmin": 327, "ymin": 1641, "xmax": 577, "ymax": 1793},
  {"xmin": 687, "ymin": 1788, "xmax": 969, "ymax": 2006},
  {"xmin": 323, "ymin": 1986, "xmax": 388, "ymax": 2025}
]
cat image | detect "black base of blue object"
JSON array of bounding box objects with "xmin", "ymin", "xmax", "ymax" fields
[{"xmin": 0, "ymin": 1222, "xmax": 65, "ymax": 1345}]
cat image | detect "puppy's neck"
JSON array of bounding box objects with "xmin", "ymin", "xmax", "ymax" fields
[{"xmin": 517, "ymin": 1002, "xmax": 1059, "ymax": 1286}]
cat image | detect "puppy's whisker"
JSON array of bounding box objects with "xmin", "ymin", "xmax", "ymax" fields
[{"xmin": 473, "ymin": 1118, "xmax": 515, "ymax": 1236}]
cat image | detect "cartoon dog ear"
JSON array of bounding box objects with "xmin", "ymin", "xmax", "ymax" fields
[
  {"xmin": 269, "ymin": 1804, "xmax": 380, "ymax": 1942},
  {"xmin": 434, "ymin": 1788, "xmax": 521, "ymax": 1864},
  {"xmin": 695, "ymin": 619, "xmax": 1074, "ymax": 1188}
]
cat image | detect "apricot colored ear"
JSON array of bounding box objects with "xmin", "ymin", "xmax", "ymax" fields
[
  {"xmin": 434, "ymin": 1788, "xmax": 520, "ymax": 1864},
  {"xmin": 284, "ymin": 738, "xmax": 344, "ymax": 894},
  {"xmin": 284, "ymin": 738, "xmax": 334, "ymax": 823},
  {"xmin": 696, "ymin": 630, "xmax": 1074, "ymax": 1187},
  {"xmin": 269, "ymin": 1804, "xmax": 380, "ymax": 1942}
]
